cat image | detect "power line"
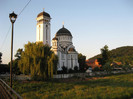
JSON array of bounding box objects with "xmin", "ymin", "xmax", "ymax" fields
[
  {"xmin": 18, "ymin": 0, "xmax": 32, "ymax": 16},
  {"xmin": 0, "ymin": 0, "xmax": 32, "ymax": 50},
  {"xmin": 0, "ymin": 25, "xmax": 11, "ymax": 50}
]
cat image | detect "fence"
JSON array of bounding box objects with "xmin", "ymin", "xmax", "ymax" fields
[
  {"xmin": 0, "ymin": 79, "xmax": 22, "ymax": 99},
  {"xmin": 53, "ymin": 70, "xmax": 133, "ymax": 78}
]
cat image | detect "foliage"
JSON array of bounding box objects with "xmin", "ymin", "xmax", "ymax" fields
[
  {"xmin": 97, "ymin": 45, "xmax": 111, "ymax": 66},
  {"xmin": 13, "ymin": 73, "xmax": 133, "ymax": 99},
  {"xmin": 93, "ymin": 67, "xmax": 100, "ymax": 72},
  {"xmin": 0, "ymin": 64, "xmax": 9, "ymax": 73},
  {"xmin": 8, "ymin": 60, "xmax": 21, "ymax": 75},
  {"xmin": 0, "ymin": 52, "xmax": 2, "ymax": 64},
  {"xmin": 0, "ymin": 52, "xmax": 10, "ymax": 74},
  {"xmin": 91, "ymin": 46, "xmax": 133, "ymax": 65},
  {"xmin": 121, "ymin": 65, "xmax": 131, "ymax": 72},
  {"xmin": 51, "ymin": 54, "xmax": 58, "ymax": 74},
  {"xmin": 103, "ymin": 62, "xmax": 112, "ymax": 74},
  {"xmin": 61, "ymin": 66, "xmax": 68, "ymax": 74},
  {"xmin": 8, "ymin": 49, "xmax": 23, "ymax": 75},
  {"xmin": 68, "ymin": 68, "xmax": 74, "ymax": 73},
  {"xmin": 74, "ymin": 66, "xmax": 78, "ymax": 71},
  {"xmin": 15, "ymin": 48, "xmax": 23, "ymax": 60},
  {"xmin": 78, "ymin": 53, "xmax": 87, "ymax": 72},
  {"xmin": 48, "ymin": 53, "xmax": 58, "ymax": 78},
  {"xmin": 18, "ymin": 42, "xmax": 58, "ymax": 80}
]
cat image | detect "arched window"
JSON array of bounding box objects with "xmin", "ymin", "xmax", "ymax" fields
[
  {"xmin": 62, "ymin": 54, "xmax": 64, "ymax": 59},
  {"xmin": 46, "ymin": 25, "xmax": 48, "ymax": 41},
  {"xmin": 39, "ymin": 25, "xmax": 40, "ymax": 41},
  {"xmin": 71, "ymin": 55, "xmax": 73, "ymax": 68}
]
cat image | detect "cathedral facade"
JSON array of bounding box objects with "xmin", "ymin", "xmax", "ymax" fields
[{"xmin": 36, "ymin": 11, "xmax": 79, "ymax": 70}]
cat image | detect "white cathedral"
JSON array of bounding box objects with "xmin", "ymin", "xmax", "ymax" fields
[{"xmin": 36, "ymin": 11, "xmax": 79, "ymax": 71}]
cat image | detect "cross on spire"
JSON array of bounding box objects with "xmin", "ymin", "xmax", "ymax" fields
[
  {"xmin": 43, "ymin": 8, "xmax": 45, "ymax": 12},
  {"xmin": 62, "ymin": 21, "xmax": 64, "ymax": 28}
]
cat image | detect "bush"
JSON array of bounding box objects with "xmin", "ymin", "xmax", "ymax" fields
[
  {"xmin": 122, "ymin": 65, "xmax": 131, "ymax": 71},
  {"xmin": 0, "ymin": 64, "xmax": 9, "ymax": 74},
  {"xmin": 68, "ymin": 68, "xmax": 74, "ymax": 73},
  {"xmin": 103, "ymin": 62, "xmax": 112, "ymax": 73},
  {"xmin": 62, "ymin": 66, "xmax": 67, "ymax": 74},
  {"xmin": 74, "ymin": 66, "xmax": 78, "ymax": 71},
  {"xmin": 93, "ymin": 67, "xmax": 100, "ymax": 72}
]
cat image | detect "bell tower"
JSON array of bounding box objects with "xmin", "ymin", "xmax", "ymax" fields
[{"xmin": 36, "ymin": 10, "xmax": 51, "ymax": 46}]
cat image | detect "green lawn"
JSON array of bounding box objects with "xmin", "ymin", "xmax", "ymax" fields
[{"xmin": 13, "ymin": 73, "xmax": 133, "ymax": 99}]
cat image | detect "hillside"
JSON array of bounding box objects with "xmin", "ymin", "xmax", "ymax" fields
[{"xmin": 90, "ymin": 46, "xmax": 133, "ymax": 64}]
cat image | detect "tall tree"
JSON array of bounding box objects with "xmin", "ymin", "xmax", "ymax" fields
[
  {"xmin": 15, "ymin": 48, "xmax": 23, "ymax": 60},
  {"xmin": 0, "ymin": 52, "xmax": 2, "ymax": 64},
  {"xmin": 48, "ymin": 53, "xmax": 58, "ymax": 78},
  {"xmin": 78, "ymin": 53, "xmax": 87, "ymax": 71},
  {"xmin": 8, "ymin": 49, "xmax": 23, "ymax": 75},
  {"xmin": 18, "ymin": 42, "xmax": 58, "ymax": 80},
  {"xmin": 98, "ymin": 45, "xmax": 111, "ymax": 66}
]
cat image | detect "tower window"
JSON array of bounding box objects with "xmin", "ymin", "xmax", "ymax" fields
[
  {"xmin": 39, "ymin": 25, "xmax": 40, "ymax": 41},
  {"xmin": 71, "ymin": 55, "xmax": 73, "ymax": 68},
  {"xmin": 46, "ymin": 25, "xmax": 48, "ymax": 41},
  {"xmin": 63, "ymin": 62, "xmax": 64, "ymax": 66},
  {"xmin": 62, "ymin": 54, "xmax": 64, "ymax": 59}
]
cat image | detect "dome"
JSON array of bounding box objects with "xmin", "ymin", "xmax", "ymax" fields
[
  {"xmin": 37, "ymin": 11, "xmax": 50, "ymax": 18},
  {"xmin": 56, "ymin": 26, "xmax": 72, "ymax": 36}
]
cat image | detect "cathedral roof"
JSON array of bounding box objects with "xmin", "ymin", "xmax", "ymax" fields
[
  {"xmin": 56, "ymin": 26, "xmax": 72, "ymax": 36},
  {"xmin": 37, "ymin": 11, "xmax": 50, "ymax": 18},
  {"xmin": 52, "ymin": 37, "xmax": 58, "ymax": 40}
]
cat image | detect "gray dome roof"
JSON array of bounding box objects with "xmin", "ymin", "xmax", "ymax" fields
[
  {"xmin": 56, "ymin": 26, "xmax": 72, "ymax": 36},
  {"xmin": 37, "ymin": 11, "xmax": 50, "ymax": 18}
]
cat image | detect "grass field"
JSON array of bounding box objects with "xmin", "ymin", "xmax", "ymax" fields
[{"xmin": 13, "ymin": 73, "xmax": 133, "ymax": 99}]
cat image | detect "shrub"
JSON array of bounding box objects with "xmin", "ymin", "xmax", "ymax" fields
[
  {"xmin": 62, "ymin": 66, "xmax": 67, "ymax": 74},
  {"xmin": 93, "ymin": 67, "xmax": 100, "ymax": 72},
  {"xmin": 68, "ymin": 68, "xmax": 74, "ymax": 73}
]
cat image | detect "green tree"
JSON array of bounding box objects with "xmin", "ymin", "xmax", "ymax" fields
[
  {"xmin": 18, "ymin": 42, "xmax": 58, "ymax": 80},
  {"xmin": 15, "ymin": 48, "xmax": 23, "ymax": 59},
  {"xmin": 11, "ymin": 49, "xmax": 23, "ymax": 74},
  {"xmin": 8, "ymin": 49, "xmax": 23, "ymax": 75},
  {"xmin": 8, "ymin": 60, "xmax": 21, "ymax": 75},
  {"xmin": 98, "ymin": 45, "xmax": 111, "ymax": 67},
  {"xmin": 48, "ymin": 53, "xmax": 58, "ymax": 78},
  {"xmin": 0, "ymin": 64, "xmax": 9, "ymax": 73},
  {"xmin": 103, "ymin": 62, "xmax": 112, "ymax": 74},
  {"xmin": 0, "ymin": 52, "xmax": 2, "ymax": 64},
  {"xmin": 91, "ymin": 46, "xmax": 133, "ymax": 67},
  {"xmin": 78, "ymin": 53, "xmax": 87, "ymax": 72}
]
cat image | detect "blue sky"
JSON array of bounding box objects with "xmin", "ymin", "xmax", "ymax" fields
[{"xmin": 0, "ymin": 0, "xmax": 133, "ymax": 64}]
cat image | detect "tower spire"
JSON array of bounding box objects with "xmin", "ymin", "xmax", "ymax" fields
[
  {"xmin": 62, "ymin": 21, "xmax": 64, "ymax": 28},
  {"xmin": 43, "ymin": 8, "xmax": 45, "ymax": 12}
]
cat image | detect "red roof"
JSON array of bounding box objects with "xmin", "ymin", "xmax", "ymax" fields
[{"xmin": 86, "ymin": 59, "xmax": 101, "ymax": 69}]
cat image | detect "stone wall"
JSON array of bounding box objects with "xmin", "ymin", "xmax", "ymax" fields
[{"xmin": 53, "ymin": 70, "xmax": 133, "ymax": 78}]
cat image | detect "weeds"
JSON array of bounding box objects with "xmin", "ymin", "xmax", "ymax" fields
[{"xmin": 13, "ymin": 73, "xmax": 133, "ymax": 99}]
